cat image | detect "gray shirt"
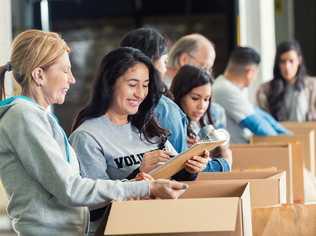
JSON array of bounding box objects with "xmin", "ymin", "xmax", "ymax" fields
[
  {"xmin": 70, "ymin": 115, "xmax": 176, "ymax": 181},
  {"xmin": 213, "ymin": 75, "xmax": 254, "ymax": 143},
  {"xmin": 0, "ymin": 97, "xmax": 149, "ymax": 236},
  {"xmin": 70, "ymin": 115, "xmax": 176, "ymax": 235},
  {"xmin": 284, "ymin": 84, "xmax": 308, "ymax": 122}
]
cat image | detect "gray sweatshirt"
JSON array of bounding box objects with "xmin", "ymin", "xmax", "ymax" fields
[
  {"xmin": 70, "ymin": 116, "xmax": 178, "ymax": 235},
  {"xmin": 70, "ymin": 116, "xmax": 176, "ymax": 181},
  {"xmin": 0, "ymin": 97, "xmax": 149, "ymax": 236}
]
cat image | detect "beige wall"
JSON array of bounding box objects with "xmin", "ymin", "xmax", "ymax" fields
[
  {"xmin": 0, "ymin": 0, "xmax": 12, "ymax": 96},
  {"xmin": 238, "ymin": 0, "xmax": 276, "ymax": 104}
]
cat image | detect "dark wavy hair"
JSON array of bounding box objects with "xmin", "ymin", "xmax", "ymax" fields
[
  {"xmin": 72, "ymin": 47, "xmax": 168, "ymax": 144},
  {"xmin": 120, "ymin": 27, "xmax": 173, "ymax": 99},
  {"xmin": 170, "ymin": 65, "xmax": 213, "ymax": 137},
  {"xmin": 267, "ymin": 40, "xmax": 307, "ymax": 121}
]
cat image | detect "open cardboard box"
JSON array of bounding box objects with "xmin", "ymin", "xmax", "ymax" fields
[
  {"xmin": 252, "ymin": 131, "xmax": 315, "ymax": 175},
  {"xmin": 104, "ymin": 182, "xmax": 252, "ymax": 236},
  {"xmin": 282, "ymin": 122, "xmax": 316, "ymax": 175},
  {"xmin": 197, "ymin": 170, "xmax": 287, "ymax": 207},
  {"xmin": 252, "ymin": 203, "xmax": 316, "ymax": 236},
  {"xmin": 231, "ymin": 143, "xmax": 304, "ymax": 204}
]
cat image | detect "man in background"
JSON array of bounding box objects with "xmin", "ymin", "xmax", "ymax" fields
[{"xmin": 213, "ymin": 46, "xmax": 290, "ymax": 143}]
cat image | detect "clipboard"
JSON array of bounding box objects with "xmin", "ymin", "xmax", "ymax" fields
[{"xmin": 148, "ymin": 139, "xmax": 225, "ymax": 179}]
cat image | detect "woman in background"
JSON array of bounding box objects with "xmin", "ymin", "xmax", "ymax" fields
[
  {"xmin": 257, "ymin": 40, "xmax": 316, "ymax": 121},
  {"xmin": 170, "ymin": 65, "xmax": 232, "ymax": 172}
]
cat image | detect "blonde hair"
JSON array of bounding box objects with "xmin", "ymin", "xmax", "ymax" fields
[{"xmin": 0, "ymin": 29, "xmax": 70, "ymax": 99}]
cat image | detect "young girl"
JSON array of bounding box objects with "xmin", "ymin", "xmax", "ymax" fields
[{"xmin": 170, "ymin": 64, "xmax": 232, "ymax": 171}]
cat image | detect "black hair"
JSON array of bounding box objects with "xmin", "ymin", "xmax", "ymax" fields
[
  {"xmin": 72, "ymin": 47, "xmax": 167, "ymax": 144},
  {"xmin": 170, "ymin": 64, "xmax": 214, "ymax": 137},
  {"xmin": 267, "ymin": 40, "xmax": 306, "ymax": 121},
  {"xmin": 120, "ymin": 27, "xmax": 173, "ymax": 99},
  {"xmin": 0, "ymin": 66, "xmax": 7, "ymax": 100},
  {"xmin": 120, "ymin": 27, "xmax": 168, "ymax": 61},
  {"xmin": 229, "ymin": 46, "xmax": 261, "ymax": 67},
  {"xmin": 0, "ymin": 62, "xmax": 13, "ymax": 99}
]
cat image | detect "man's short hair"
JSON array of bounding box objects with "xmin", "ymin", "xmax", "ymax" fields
[
  {"xmin": 229, "ymin": 46, "xmax": 261, "ymax": 66},
  {"xmin": 167, "ymin": 34, "xmax": 213, "ymax": 68}
]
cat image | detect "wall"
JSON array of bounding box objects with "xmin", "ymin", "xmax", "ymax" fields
[{"xmin": 0, "ymin": 0, "xmax": 12, "ymax": 96}]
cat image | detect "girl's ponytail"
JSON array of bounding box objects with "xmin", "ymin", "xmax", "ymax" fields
[{"xmin": 0, "ymin": 62, "xmax": 12, "ymax": 100}]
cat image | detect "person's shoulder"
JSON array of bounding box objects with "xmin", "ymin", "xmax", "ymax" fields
[
  {"xmin": 69, "ymin": 127, "xmax": 97, "ymax": 144},
  {"xmin": 210, "ymin": 102, "xmax": 225, "ymax": 113},
  {"xmin": 72, "ymin": 116, "xmax": 105, "ymax": 135},
  {"xmin": 213, "ymin": 76, "xmax": 240, "ymax": 100},
  {"xmin": 156, "ymin": 95, "xmax": 185, "ymax": 117},
  {"xmin": 258, "ymin": 80, "xmax": 272, "ymax": 93},
  {"xmin": 305, "ymin": 76, "xmax": 316, "ymax": 87},
  {"xmin": 69, "ymin": 117, "xmax": 106, "ymax": 146},
  {"xmin": 213, "ymin": 74, "xmax": 226, "ymax": 86},
  {"xmin": 213, "ymin": 75, "xmax": 234, "ymax": 91},
  {"xmin": 0, "ymin": 98, "xmax": 55, "ymax": 136},
  {"xmin": 160, "ymin": 95, "xmax": 180, "ymax": 110},
  {"xmin": 8, "ymin": 99, "xmax": 48, "ymax": 122}
]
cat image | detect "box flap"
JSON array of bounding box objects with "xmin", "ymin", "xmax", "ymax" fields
[
  {"xmin": 197, "ymin": 170, "xmax": 285, "ymax": 180},
  {"xmin": 231, "ymin": 144, "xmax": 296, "ymax": 203},
  {"xmin": 240, "ymin": 184, "xmax": 253, "ymax": 236},
  {"xmin": 104, "ymin": 198, "xmax": 239, "ymax": 235},
  {"xmin": 193, "ymin": 179, "xmax": 283, "ymax": 207},
  {"xmin": 180, "ymin": 181, "xmax": 248, "ymax": 199}
]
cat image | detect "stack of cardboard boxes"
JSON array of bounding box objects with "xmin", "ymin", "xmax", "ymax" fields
[{"xmin": 101, "ymin": 123, "xmax": 316, "ymax": 236}]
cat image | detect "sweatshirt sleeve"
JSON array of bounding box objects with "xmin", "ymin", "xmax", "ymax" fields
[
  {"xmin": 4, "ymin": 106, "xmax": 149, "ymax": 208},
  {"xmin": 254, "ymin": 107, "xmax": 290, "ymax": 135},
  {"xmin": 69, "ymin": 131, "xmax": 111, "ymax": 180},
  {"xmin": 239, "ymin": 114, "xmax": 278, "ymax": 136}
]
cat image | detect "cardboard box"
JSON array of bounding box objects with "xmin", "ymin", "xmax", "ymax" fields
[
  {"xmin": 0, "ymin": 182, "xmax": 8, "ymax": 215},
  {"xmin": 148, "ymin": 140, "xmax": 224, "ymax": 179},
  {"xmin": 231, "ymin": 144, "xmax": 304, "ymax": 203},
  {"xmin": 282, "ymin": 122, "xmax": 316, "ymax": 175},
  {"xmin": 252, "ymin": 204, "xmax": 316, "ymax": 236},
  {"xmin": 252, "ymin": 131, "xmax": 315, "ymax": 175},
  {"xmin": 197, "ymin": 171, "xmax": 287, "ymax": 207},
  {"xmin": 104, "ymin": 182, "xmax": 252, "ymax": 236}
]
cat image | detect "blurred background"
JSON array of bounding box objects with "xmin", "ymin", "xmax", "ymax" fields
[{"xmin": 1, "ymin": 0, "xmax": 316, "ymax": 134}]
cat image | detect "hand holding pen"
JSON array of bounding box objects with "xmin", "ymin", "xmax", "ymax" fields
[
  {"xmin": 139, "ymin": 149, "xmax": 174, "ymax": 173},
  {"xmin": 187, "ymin": 132, "xmax": 199, "ymax": 147}
]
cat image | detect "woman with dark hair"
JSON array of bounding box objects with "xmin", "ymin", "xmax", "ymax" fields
[
  {"xmin": 257, "ymin": 40, "xmax": 316, "ymax": 121},
  {"xmin": 170, "ymin": 65, "xmax": 232, "ymax": 172},
  {"xmin": 120, "ymin": 27, "xmax": 168, "ymax": 77},
  {"xmin": 120, "ymin": 27, "xmax": 188, "ymax": 153},
  {"xmin": 70, "ymin": 47, "xmax": 208, "ymax": 235}
]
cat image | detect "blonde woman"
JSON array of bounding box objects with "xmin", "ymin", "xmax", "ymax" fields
[{"xmin": 0, "ymin": 30, "xmax": 188, "ymax": 236}]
